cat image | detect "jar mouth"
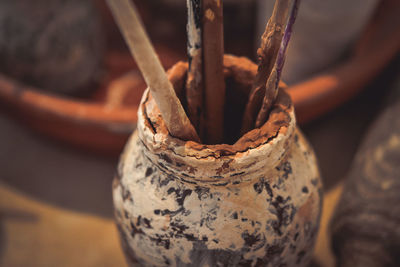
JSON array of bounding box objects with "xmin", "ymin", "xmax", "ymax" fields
[
  {"xmin": 136, "ymin": 54, "xmax": 295, "ymax": 184},
  {"xmin": 140, "ymin": 55, "xmax": 294, "ymax": 158}
]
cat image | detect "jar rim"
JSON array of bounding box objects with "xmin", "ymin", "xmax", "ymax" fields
[
  {"xmin": 139, "ymin": 55, "xmax": 295, "ymax": 158},
  {"xmin": 136, "ymin": 55, "xmax": 296, "ymax": 184}
]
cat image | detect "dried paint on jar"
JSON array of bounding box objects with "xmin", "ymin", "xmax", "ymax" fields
[{"xmin": 113, "ymin": 55, "xmax": 322, "ymax": 267}]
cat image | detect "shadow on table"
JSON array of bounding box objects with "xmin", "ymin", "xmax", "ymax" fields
[
  {"xmin": 0, "ymin": 209, "xmax": 39, "ymax": 264},
  {"xmin": 0, "ymin": 116, "xmax": 119, "ymax": 218}
]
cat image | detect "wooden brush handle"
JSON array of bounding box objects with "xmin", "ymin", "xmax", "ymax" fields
[
  {"xmin": 106, "ymin": 0, "xmax": 200, "ymax": 142},
  {"xmin": 202, "ymin": 0, "xmax": 225, "ymax": 144}
]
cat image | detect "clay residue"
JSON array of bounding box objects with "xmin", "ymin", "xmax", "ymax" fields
[
  {"xmin": 167, "ymin": 61, "xmax": 188, "ymax": 106},
  {"xmin": 142, "ymin": 54, "xmax": 293, "ymax": 158}
]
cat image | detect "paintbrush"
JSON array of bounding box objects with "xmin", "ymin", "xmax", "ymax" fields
[
  {"xmin": 255, "ymin": 0, "xmax": 300, "ymax": 128},
  {"xmin": 185, "ymin": 0, "xmax": 225, "ymax": 144},
  {"xmin": 106, "ymin": 0, "xmax": 200, "ymax": 142},
  {"xmin": 242, "ymin": 0, "xmax": 299, "ymax": 133},
  {"xmin": 186, "ymin": 0, "xmax": 204, "ymax": 137},
  {"xmin": 202, "ymin": 0, "xmax": 226, "ymax": 144}
]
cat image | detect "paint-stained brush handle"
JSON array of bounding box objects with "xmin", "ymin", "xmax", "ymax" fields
[
  {"xmin": 106, "ymin": 0, "xmax": 200, "ymax": 142},
  {"xmin": 255, "ymin": 0, "xmax": 300, "ymax": 128},
  {"xmin": 186, "ymin": 0, "xmax": 204, "ymax": 136},
  {"xmin": 241, "ymin": 0, "xmax": 295, "ymax": 134}
]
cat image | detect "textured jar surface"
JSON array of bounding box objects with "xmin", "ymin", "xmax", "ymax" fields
[{"xmin": 113, "ymin": 56, "xmax": 323, "ymax": 267}]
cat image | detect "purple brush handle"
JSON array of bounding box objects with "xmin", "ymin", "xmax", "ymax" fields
[
  {"xmin": 274, "ymin": 0, "xmax": 300, "ymax": 89},
  {"xmin": 254, "ymin": 0, "xmax": 300, "ymax": 128}
]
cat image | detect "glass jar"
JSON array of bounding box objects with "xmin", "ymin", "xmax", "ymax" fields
[{"xmin": 113, "ymin": 55, "xmax": 322, "ymax": 267}]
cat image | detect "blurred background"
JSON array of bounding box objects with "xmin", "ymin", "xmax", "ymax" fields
[{"xmin": 0, "ymin": 0, "xmax": 399, "ymax": 266}]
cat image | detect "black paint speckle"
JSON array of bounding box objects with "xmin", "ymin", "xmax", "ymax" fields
[
  {"xmin": 160, "ymin": 153, "xmax": 173, "ymax": 164},
  {"xmin": 241, "ymin": 230, "xmax": 266, "ymax": 251},
  {"xmin": 230, "ymin": 171, "xmax": 245, "ymax": 177},
  {"xmin": 176, "ymin": 189, "xmax": 193, "ymax": 206},
  {"xmin": 151, "ymin": 235, "xmax": 170, "ymax": 249},
  {"xmin": 167, "ymin": 187, "xmax": 176, "ymax": 195},
  {"xmin": 184, "ymin": 233, "xmax": 196, "ymax": 241},
  {"xmin": 130, "ymin": 221, "xmax": 144, "ymax": 238},
  {"xmin": 143, "ymin": 217, "xmax": 152, "ymax": 229},
  {"xmin": 253, "ymin": 180, "xmax": 264, "ymax": 194},
  {"xmin": 302, "ymin": 186, "xmax": 309, "ymax": 193},
  {"xmin": 265, "ymin": 181, "xmax": 273, "ymax": 199},
  {"xmin": 170, "ymin": 221, "xmax": 189, "ymax": 234},
  {"xmin": 276, "ymin": 161, "xmax": 293, "ymax": 180},
  {"xmin": 194, "ymin": 186, "xmax": 210, "ymax": 200},
  {"xmin": 145, "ymin": 167, "xmax": 153, "ymax": 177},
  {"xmin": 159, "ymin": 175, "xmax": 174, "ymax": 187},
  {"xmin": 311, "ymin": 178, "xmax": 318, "ymax": 186},
  {"xmin": 121, "ymin": 186, "xmax": 132, "ymax": 202},
  {"xmin": 271, "ymin": 196, "xmax": 296, "ymax": 236},
  {"xmin": 212, "ymin": 182, "xmax": 229, "ymax": 187}
]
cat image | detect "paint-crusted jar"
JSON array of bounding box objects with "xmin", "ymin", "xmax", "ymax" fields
[{"xmin": 113, "ymin": 55, "xmax": 322, "ymax": 267}]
